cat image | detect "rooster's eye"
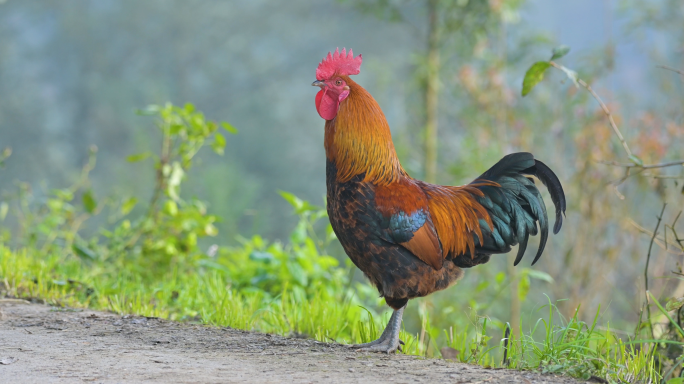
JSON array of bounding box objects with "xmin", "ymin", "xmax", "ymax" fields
[{"xmin": 335, "ymin": 79, "xmax": 342, "ymax": 86}]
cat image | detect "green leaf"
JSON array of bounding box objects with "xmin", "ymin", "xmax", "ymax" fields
[
  {"xmin": 544, "ymin": 365, "xmax": 565, "ymax": 373},
  {"xmin": 136, "ymin": 105, "xmax": 160, "ymax": 116},
  {"xmin": 649, "ymin": 292, "xmax": 684, "ymax": 339},
  {"xmin": 286, "ymin": 261, "xmax": 308, "ymax": 286},
  {"xmin": 522, "ymin": 61, "xmax": 551, "ymax": 96},
  {"xmin": 0, "ymin": 146, "xmax": 11, "ymax": 168},
  {"xmin": 164, "ymin": 200, "xmax": 178, "ymax": 217},
  {"xmin": 550, "ymin": 45, "xmax": 571, "ymax": 61},
  {"xmin": 197, "ymin": 259, "xmax": 230, "ymax": 273},
  {"xmin": 629, "ymin": 154, "xmax": 644, "ymax": 166},
  {"xmin": 161, "ymin": 163, "xmax": 172, "ymax": 177},
  {"xmin": 279, "ymin": 191, "xmax": 304, "ymax": 211},
  {"xmin": 169, "ymin": 124, "xmax": 184, "ymax": 135},
  {"xmin": 121, "ymin": 197, "xmax": 137, "ymax": 215},
  {"xmin": 167, "ymin": 162, "xmax": 185, "ymax": 201},
  {"xmin": 249, "ymin": 251, "xmax": 275, "ymax": 263},
  {"xmin": 82, "ymin": 189, "xmax": 97, "ymax": 214},
  {"xmin": 72, "ymin": 242, "xmax": 97, "ymax": 260},
  {"xmin": 326, "ymin": 224, "xmax": 337, "ymax": 241},
  {"xmin": 0, "ymin": 202, "xmax": 7, "ymax": 221},
  {"xmin": 290, "ymin": 219, "xmax": 308, "ymax": 244},
  {"xmin": 221, "ymin": 122, "xmax": 238, "ymax": 134},
  {"xmin": 211, "ymin": 133, "xmax": 226, "ymax": 155},
  {"xmin": 278, "ymin": 191, "xmax": 322, "ymax": 215},
  {"xmin": 126, "ymin": 152, "xmax": 151, "ymax": 163},
  {"xmin": 518, "ymin": 274, "xmax": 531, "ymax": 302},
  {"xmin": 204, "ymin": 223, "xmax": 218, "ymax": 237},
  {"xmin": 666, "ymin": 297, "xmax": 684, "ymax": 312},
  {"xmin": 52, "ymin": 189, "xmax": 74, "ymax": 202},
  {"xmin": 525, "ymin": 269, "xmax": 554, "ymax": 283}
]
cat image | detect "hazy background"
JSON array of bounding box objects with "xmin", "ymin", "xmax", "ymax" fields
[{"xmin": 1, "ymin": 0, "xmax": 683, "ymax": 331}]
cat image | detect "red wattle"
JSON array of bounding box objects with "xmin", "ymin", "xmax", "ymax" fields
[{"xmin": 315, "ymin": 88, "xmax": 339, "ymax": 120}]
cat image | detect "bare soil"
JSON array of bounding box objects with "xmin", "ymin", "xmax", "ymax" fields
[{"xmin": 0, "ymin": 301, "xmax": 586, "ymax": 383}]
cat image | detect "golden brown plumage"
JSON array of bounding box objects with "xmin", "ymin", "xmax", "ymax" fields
[
  {"xmin": 314, "ymin": 48, "xmax": 566, "ymax": 353},
  {"xmin": 324, "ymin": 76, "xmax": 404, "ymax": 186}
]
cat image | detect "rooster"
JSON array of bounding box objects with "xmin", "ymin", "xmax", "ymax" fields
[{"xmin": 312, "ymin": 48, "xmax": 565, "ymax": 353}]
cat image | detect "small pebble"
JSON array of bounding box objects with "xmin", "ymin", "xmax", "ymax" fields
[{"xmin": 349, "ymin": 368, "xmax": 355, "ymax": 373}]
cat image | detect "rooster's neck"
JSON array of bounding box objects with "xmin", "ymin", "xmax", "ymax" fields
[{"xmin": 324, "ymin": 77, "xmax": 406, "ymax": 186}]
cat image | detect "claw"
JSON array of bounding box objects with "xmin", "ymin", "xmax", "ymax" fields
[
  {"xmin": 355, "ymin": 339, "xmax": 401, "ymax": 354},
  {"xmin": 346, "ymin": 336, "xmax": 387, "ymax": 349},
  {"xmin": 357, "ymin": 346, "xmax": 398, "ymax": 353},
  {"xmin": 346, "ymin": 305, "xmax": 406, "ymax": 354}
]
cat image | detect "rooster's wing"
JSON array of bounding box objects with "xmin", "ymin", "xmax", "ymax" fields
[{"xmin": 373, "ymin": 179, "xmax": 444, "ymax": 270}]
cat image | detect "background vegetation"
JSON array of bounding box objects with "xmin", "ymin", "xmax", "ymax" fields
[{"xmin": 1, "ymin": 0, "xmax": 684, "ymax": 382}]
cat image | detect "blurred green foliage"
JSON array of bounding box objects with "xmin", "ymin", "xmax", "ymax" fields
[
  {"xmin": 2, "ymin": 103, "xmax": 348, "ymax": 299},
  {"xmin": 0, "ymin": 102, "xmax": 677, "ymax": 382},
  {"xmin": 0, "ymin": 102, "xmax": 357, "ymax": 315},
  {"xmin": 0, "ymin": 102, "xmax": 392, "ymax": 349},
  {"xmin": 1, "ymin": 1, "xmax": 684, "ymax": 381}
]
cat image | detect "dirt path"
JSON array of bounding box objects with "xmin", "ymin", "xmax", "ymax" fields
[{"xmin": 0, "ymin": 301, "xmax": 585, "ymax": 383}]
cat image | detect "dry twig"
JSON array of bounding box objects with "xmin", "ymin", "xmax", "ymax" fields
[
  {"xmin": 657, "ymin": 65, "xmax": 684, "ymax": 77},
  {"xmin": 549, "ymin": 61, "xmax": 633, "ymax": 158},
  {"xmin": 628, "ymin": 218, "xmax": 684, "ymax": 255},
  {"xmin": 644, "ymin": 203, "xmax": 667, "ymax": 340},
  {"xmin": 548, "ymin": 61, "xmax": 684, "ymax": 189},
  {"xmin": 598, "ymin": 159, "xmax": 684, "ymax": 170}
]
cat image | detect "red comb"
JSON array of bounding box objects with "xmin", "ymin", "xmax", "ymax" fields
[{"xmin": 316, "ymin": 48, "xmax": 363, "ymax": 80}]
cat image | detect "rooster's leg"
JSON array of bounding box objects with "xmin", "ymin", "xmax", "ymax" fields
[{"xmin": 347, "ymin": 305, "xmax": 405, "ymax": 353}]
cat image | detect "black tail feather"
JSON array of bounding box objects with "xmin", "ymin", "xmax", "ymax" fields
[
  {"xmin": 471, "ymin": 153, "xmax": 566, "ymax": 267},
  {"xmin": 513, "ymin": 231, "xmax": 529, "ymax": 266},
  {"xmin": 522, "ymin": 160, "xmax": 566, "ymax": 235}
]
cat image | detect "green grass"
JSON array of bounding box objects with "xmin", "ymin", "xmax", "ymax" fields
[
  {"xmin": 0, "ymin": 243, "xmax": 669, "ymax": 383},
  {"xmin": 0, "ymin": 103, "xmax": 676, "ymax": 383},
  {"xmin": 0, "ymin": 243, "xmax": 384, "ymax": 343},
  {"xmin": 504, "ymin": 302, "xmax": 661, "ymax": 383}
]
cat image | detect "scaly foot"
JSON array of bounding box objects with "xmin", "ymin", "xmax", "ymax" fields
[
  {"xmin": 349, "ymin": 338, "xmax": 404, "ymax": 353},
  {"xmin": 346, "ymin": 305, "xmax": 406, "ymax": 354}
]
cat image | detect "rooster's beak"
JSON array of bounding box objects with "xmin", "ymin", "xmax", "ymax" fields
[{"xmin": 312, "ymin": 80, "xmax": 326, "ymax": 88}]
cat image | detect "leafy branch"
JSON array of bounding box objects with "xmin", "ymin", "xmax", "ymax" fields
[
  {"xmin": 107, "ymin": 103, "xmax": 237, "ymax": 268},
  {"xmin": 522, "ymin": 45, "xmax": 684, "ymax": 190}
]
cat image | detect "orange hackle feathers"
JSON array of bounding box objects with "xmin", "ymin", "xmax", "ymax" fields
[
  {"xmin": 374, "ymin": 178, "xmax": 427, "ymax": 216},
  {"xmin": 420, "ymin": 183, "xmax": 496, "ymax": 258},
  {"xmin": 325, "ymin": 76, "xmax": 405, "ymax": 186}
]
